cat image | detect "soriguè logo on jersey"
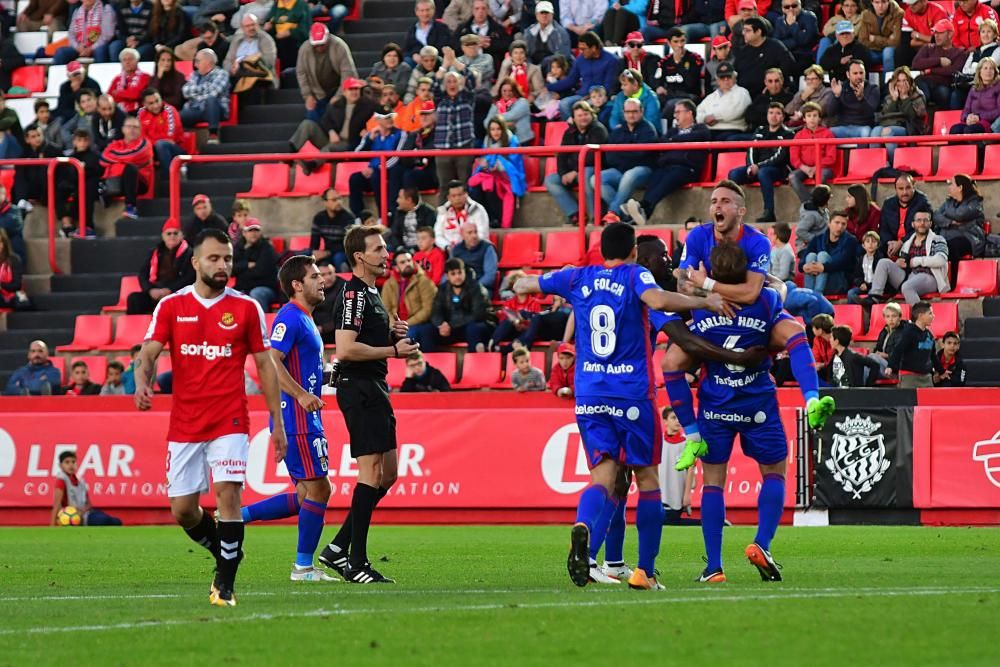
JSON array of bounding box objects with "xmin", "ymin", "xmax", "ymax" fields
[{"xmin": 179, "ymin": 342, "xmax": 233, "ymax": 360}]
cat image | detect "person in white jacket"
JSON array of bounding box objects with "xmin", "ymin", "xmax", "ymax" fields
[
  {"xmin": 434, "ymin": 180, "xmax": 491, "ymax": 249},
  {"xmin": 695, "ymin": 62, "xmax": 751, "ymax": 140},
  {"xmin": 868, "ymin": 211, "xmax": 950, "ymax": 305}
]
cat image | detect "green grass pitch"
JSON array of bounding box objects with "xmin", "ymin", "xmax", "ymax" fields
[{"xmin": 0, "ymin": 525, "xmax": 997, "ymax": 666}]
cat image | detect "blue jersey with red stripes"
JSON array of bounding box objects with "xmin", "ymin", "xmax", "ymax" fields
[
  {"xmin": 539, "ymin": 263, "xmax": 659, "ymax": 400},
  {"xmin": 269, "ymin": 302, "xmax": 325, "ymax": 436},
  {"xmin": 679, "ymin": 223, "xmax": 772, "ymax": 277}
]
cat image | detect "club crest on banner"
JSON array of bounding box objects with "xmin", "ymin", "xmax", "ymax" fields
[
  {"xmin": 825, "ymin": 414, "xmax": 891, "ymax": 499},
  {"xmin": 972, "ymin": 430, "xmax": 1000, "ymax": 489}
]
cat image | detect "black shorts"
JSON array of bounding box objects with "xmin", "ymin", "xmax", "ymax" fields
[{"xmin": 336, "ymin": 376, "xmax": 397, "ymax": 458}]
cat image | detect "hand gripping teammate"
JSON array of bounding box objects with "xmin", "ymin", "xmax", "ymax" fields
[{"xmin": 134, "ymin": 229, "xmax": 287, "ymax": 607}]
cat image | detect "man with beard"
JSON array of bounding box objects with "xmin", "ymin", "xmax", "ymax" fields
[{"xmin": 239, "ymin": 255, "xmax": 338, "ymax": 582}]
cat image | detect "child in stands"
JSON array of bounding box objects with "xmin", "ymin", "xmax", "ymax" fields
[
  {"xmin": 100, "ymin": 360, "xmax": 126, "ymax": 395},
  {"xmin": 511, "ymin": 347, "xmax": 545, "ymax": 392},
  {"xmin": 548, "ymin": 342, "xmax": 575, "ymax": 398},
  {"xmin": 934, "ymin": 331, "xmax": 967, "ymax": 387}
]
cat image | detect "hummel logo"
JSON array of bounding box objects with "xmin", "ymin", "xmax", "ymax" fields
[{"xmin": 176, "ymin": 316, "xmax": 198, "ymax": 323}]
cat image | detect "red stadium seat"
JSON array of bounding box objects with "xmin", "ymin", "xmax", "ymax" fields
[
  {"xmin": 643, "ymin": 228, "xmax": 674, "ymax": 250},
  {"xmin": 288, "ymin": 235, "xmax": 312, "ymax": 251},
  {"xmin": 832, "ymin": 304, "xmax": 864, "ymax": 338},
  {"xmin": 540, "ymin": 230, "xmax": 583, "ymax": 267},
  {"xmin": 523, "ymin": 156, "xmax": 546, "ymax": 192},
  {"xmin": 939, "ymin": 259, "xmax": 999, "ymax": 297},
  {"xmin": 498, "ymin": 231, "xmax": 542, "ymax": 268},
  {"xmin": 10, "ymin": 66, "xmax": 46, "ymax": 94},
  {"xmin": 979, "ymin": 144, "xmax": 1000, "ymax": 179},
  {"xmin": 103, "ymin": 275, "xmax": 141, "ymax": 313},
  {"xmin": 264, "ymin": 312, "xmax": 278, "ymax": 331},
  {"xmin": 0, "ymin": 169, "xmax": 14, "ymax": 194},
  {"xmin": 50, "ymin": 356, "xmax": 66, "ymax": 384},
  {"xmin": 502, "ymin": 350, "xmax": 549, "ymax": 386},
  {"xmin": 270, "ymin": 237, "xmax": 286, "ymax": 253},
  {"xmin": 832, "ymin": 148, "xmax": 888, "ymax": 184},
  {"xmin": 71, "ymin": 355, "xmax": 108, "ymax": 386},
  {"xmin": 890, "ymin": 146, "xmax": 932, "ymax": 178},
  {"xmin": 99, "ymin": 314, "xmax": 152, "ymax": 351},
  {"xmin": 453, "ymin": 352, "xmax": 503, "ymax": 389},
  {"xmin": 333, "ymin": 162, "xmax": 368, "ymax": 194},
  {"xmin": 929, "ymin": 301, "xmax": 958, "ymax": 339},
  {"xmin": 543, "ymin": 121, "xmax": 568, "ymax": 147},
  {"xmin": 926, "ymin": 144, "xmax": 978, "ymax": 182},
  {"xmin": 713, "ymin": 152, "xmax": 746, "ymax": 183},
  {"xmin": 931, "ymin": 110, "xmax": 963, "ymax": 138},
  {"xmin": 174, "ymin": 60, "xmax": 194, "ymax": 76},
  {"xmin": 284, "ymin": 164, "xmax": 332, "ymax": 196},
  {"xmin": 857, "ymin": 303, "xmax": 910, "ymax": 342},
  {"xmin": 422, "ymin": 353, "xmax": 458, "ymax": 384},
  {"xmin": 387, "ymin": 357, "xmax": 407, "ymax": 389},
  {"xmin": 57, "ymin": 315, "xmax": 113, "ymax": 352},
  {"xmin": 236, "ymin": 163, "xmax": 291, "ymax": 198}
]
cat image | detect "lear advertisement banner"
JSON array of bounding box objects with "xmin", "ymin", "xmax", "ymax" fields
[
  {"xmin": 0, "ymin": 407, "xmax": 798, "ymax": 510},
  {"xmin": 913, "ymin": 407, "xmax": 1000, "ymax": 508}
]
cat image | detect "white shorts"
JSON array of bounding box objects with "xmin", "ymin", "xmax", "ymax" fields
[
  {"xmin": 166, "ymin": 433, "xmax": 249, "ymax": 498},
  {"xmin": 659, "ymin": 441, "xmax": 687, "ymax": 511}
]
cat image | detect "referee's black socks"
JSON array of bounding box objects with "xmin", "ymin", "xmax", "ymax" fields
[
  {"xmin": 183, "ymin": 507, "xmax": 218, "ymax": 556},
  {"xmin": 216, "ymin": 520, "xmax": 245, "ymax": 591},
  {"xmin": 330, "ymin": 486, "xmax": 389, "ymax": 554},
  {"xmin": 347, "ymin": 483, "xmax": 380, "ymax": 568}
]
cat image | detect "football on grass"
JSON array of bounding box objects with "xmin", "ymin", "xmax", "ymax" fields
[{"xmin": 58, "ymin": 507, "xmax": 82, "ymax": 526}]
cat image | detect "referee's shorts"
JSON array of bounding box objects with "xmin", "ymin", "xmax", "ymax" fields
[{"xmin": 336, "ymin": 375, "xmax": 397, "ymax": 458}]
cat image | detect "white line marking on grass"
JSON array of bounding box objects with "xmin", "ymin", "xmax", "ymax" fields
[{"xmin": 0, "ymin": 587, "xmax": 997, "ymax": 637}]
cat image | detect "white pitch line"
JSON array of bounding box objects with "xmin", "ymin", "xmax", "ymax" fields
[{"xmin": 0, "ymin": 587, "xmax": 997, "ymax": 637}]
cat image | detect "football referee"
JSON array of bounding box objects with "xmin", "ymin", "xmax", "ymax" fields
[{"xmin": 319, "ymin": 225, "xmax": 417, "ymax": 584}]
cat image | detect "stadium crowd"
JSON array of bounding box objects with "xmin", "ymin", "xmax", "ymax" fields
[{"xmin": 1, "ymin": 0, "xmax": 996, "ymax": 394}]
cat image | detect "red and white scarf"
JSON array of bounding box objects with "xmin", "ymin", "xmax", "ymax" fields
[
  {"xmin": 72, "ymin": 1, "xmax": 106, "ymax": 46},
  {"xmin": 495, "ymin": 96, "xmax": 517, "ymax": 115},
  {"xmin": 624, "ymin": 49, "xmax": 647, "ymax": 72},
  {"xmin": 510, "ymin": 62, "xmax": 529, "ymax": 96},
  {"xmin": 0, "ymin": 261, "xmax": 13, "ymax": 301},
  {"xmin": 149, "ymin": 240, "xmax": 188, "ymax": 283}
]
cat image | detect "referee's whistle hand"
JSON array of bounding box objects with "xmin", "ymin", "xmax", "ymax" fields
[{"xmin": 391, "ymin": 319, "xmax": 410, "ymax": 339}]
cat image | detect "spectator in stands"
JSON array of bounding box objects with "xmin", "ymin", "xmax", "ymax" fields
[
  {"xmin": 849, "ymin": 230, "xmax": 887, "ymax": 305},
  {"xmin": 232, "ymin": 0, "xmax": 274, "ymax": 32},
  {"xmin": 641, "ymin": 0, "xmax": 675, "ymax": 42},
  {"xmin": 510, "ymin": 346, "xmax": 545, "ymax": 391},
  {"xmin": 432, "ymin": 71, "xmax": 478, "ymax": 195},
  {"xmin": 876, "ymin": 66, "xmax": 928, "ymax": 161},
  {"xmin": 128, "ymin": 217, "xmax": 194, "ymax": 313},
  {"xmin": 819, "ymin": 21, "xmax": 871, "ymax": 82},
  {"xmin": 810, "ymin": 312, "xmax": 835, "ymax": 376},
  {"xmin": 0, "ymin": 228, "xmax": 29, "ymax": 310},
  {"xmin": 547, "ymin": 342, "xmax": 574, "ymax": 397},
  {"xmin": 17, "ymin": 0, "xmax": 68, "ymax": 32},
  {"xmin": 785, "ymin": 64, "xmax": 835, "ymax": 128},
  {"xmin": 545, "ymin": 100, "xmax": 607, "ymax": 225},
  {"xmin": 795, "ymin": 183, "xmax": 831, "ymax": 256},
  {"xmin": 546, "ymin": 31, "xmax": 618, "ymax": 119},
  {"xmin": 57, "ymin": 129, "xmax": 102, "ymax": 238},
  {"xmin": 150, "ymin": 0, "xmax": 191, "ymax": 51},
  {"xmin": 26, "ymin": 100, "xmax": 61, "ymax": 151},
  {"xmin": 912, "ymin": 19, "xmax": 968, "ymax": 110},
  {"xmin": 621, "ymin": 99, "xmax": 707, "ymax": 225},
  {"xmin": 933, "ymin": 174, "xmax": 986, "ymax": 283},
  {"xmin": 370, "ymin": 43, "xmax": 412, "ymax": 99},
  {"xmin": 728, "ymin": 102, "xmax": 793, "ymax": 223},
  {"xmin": 100, "ymin": 361, "xmax": 127, "ymax": 395},
  {"xmin": 736, "ymin": 16, "xmax": 796, "ymax": 98},
  {"xmin": 0, "ymin": 93, "xmax": 23, "ymax": 160},
  {"xmin": 55, "ymin": 62, "xmax": 101, "ymax": 126},
  {"xmin": 389, "ymin": 188, "xmax": 436, "ymax": 252},
  {"xmin": 290, "ymin": 76, "xmax": 376, "ymax": 154},
  {"xmin": 233, "ymin": 218, "xmax": 280, "ymax": 309},
  {"xmin": 704, "ymin": 34, "xmax": 734, "ymax": 93},
  {"xmin": 587, "ymin": 84, "xmax": 612, "ymax": 126},
  {"xmin": 488, "ymin": 284, "xmax": 542, "ymax": 351},
  {"xmin": 467, "ymin": 118, "xmax": 526, "ymax": 229},
  {"xmin": 868, "ymin": 300, "xmax": 903, "ymax": 373},
  {"xmin": 400, "ymin": 76, "xmax": 434, "ymax": 128},
  {"xmin": 485, "ymin": 78, "xmax": 534, "ymax": 144},
  {"xmin": 0, "ymin": 39, "xmax": 24, "ymax": 98},
  {"xmin": 53, "ymin": 0, "xmax": 117, "ymax": 64},
  {"xmin": 406, "ymin": 47, "xmax": 442, "ymax": 103},
  {"xmin": 398, "ymin": 101, "xmax": 439, "ymax": 192},
  {"xmin": 225, "ymin": 13, "xmax": 278, "ymax": 102},
  {"xmin": 404, "ymin": 0, "xmax": 454, "ymax": 64},
  {"xmin": 950, "ymin": 58, "xmax": 1000, "ymax": 135},
  {"xmin": 844, "ymin": 184, "xmax": 881, "ymax": 241},
  {"xmin": 800, "ymin": 210, "xmax": 860, "ymax": 295},
  {"xmin": 933, "ymin": 331, "xmax": 967, "ymax": 387},
  {"xmin": 492, "ymin": 41, "xmax": 544, "ymax": 105},
  {"xmin": 455, "ymin": 0, "xmax": 511, "ymax": 70},
  {"xmin": 695, "ymin": 62, "xmax": 750, "ymax": 140},
  {"xmin": 724, "ymin": 0, "xmax": 766, "ymax": 49},
  {"xmin": 151, "ymin": 48, "xmax": 187, "ymax": 111},
  {"xmin": 439, "ymin": 37, "xmax": 493, "ymax": 101},
  {"xmin": 296, "ymin": 22, "xmax": 357, "ymax": 121},
  {"xmin": 522, "ymin": 1, "xmax": 571, "ymax": 66},
  {"xmin": 960, "ymin": 18, "xmax": 1000, "ymax": 80},
  {"xmin": 828, "ymin": 59, "xmax": 878, "ymax": 139},
  {"xmin": 899, "ymin": 0, "xmax": 949, "ymax": 70},
  {"xmin": 770, "ymin": 221, "xmax": 796, "ymax": 281},
  {"xmin": 14, "ymin": 126, "xmax": 62, "ymax": 207},
  {"xmin": 450, "ymin": 221, "xmax": 498, "ymax": 289},
  {"xmin": 879, "ymin": 173, "xmax": 932, "ymax": 257},
  {"xmin": 415, "ymin": 225, "xmax": 447, "ymax": 283},
  {"xmin": 953, "ymin": 0, "xmax": 999, "ymax": 52},
  {"xmin": 64, "ymin": 360, "xmax": 102, "ymax": 395},
  {"xmin": 109, "ymin": 49, "xmax": 152, "ymax": 116},
  {"xmin": 110, "ymin": 0, "xmax": 155, "ymax": 63},
  {"xmin": 183, "ymin": 193, "xmax": 228, "ymax": 242},
  {"xmin": 91, "ymin": 94, "xmax": 125, "ymax": 153},
  {"xmin": 619, "ymin": 31, "xmax": 658, "ymax": 83},
  {"xmin": 309, "ymin": 188, "xmax": 352, "ymax": 269},
  {"xmin": 100, "ymin": 115, "xmax": 153, "ymax": 219},
  {"xmin": 608, "ymin": 68, "xmax": 659, "ymax": 130},
  {"xmin": 646, "ymin": 30, "xmax": 700, "ymax": 127},
  {"xmin": 490, "ymin": 0, "xmax": 522, "ymax": 31},
  {"xmin": 263, "ymin": 0, "xmax": 310, "ymax": 68},
  {"xmin": 310, "ymin": 261, "xmax": 345, "ymax": 343},
  {"xmin": 120, "ymin": 344, "xmax": 142, "ymax": 394},
  {"xmin": 228, "ymin": 199, "xmax": 250, "ymax": 241},
  {"xmin": 348, "ymin": 109, "xmax": 408, "ymax": 224},
  {"xmin": 443, "ymin": 0, "xmax": 472, "ymax": 32},
  {"xmin": 859, "ymin": 0, "xmax": 903, "ymax": 74},
  {"xmin": 3, "ymin": 341, "xmax": 63, "ymax": 396},
  {"xmin": 186, "ymin": 20, "xmax": 230, "ymax": 65},
  {"xmin": 435, "ymin": 180, "xmax": 490, "ymax": 248},
  {"xmin": 138, "ymin": 89, "xmax": 185, "ymax": 181},
  {"xmin": 180, "ymin": 49, "xmax": 230, "ymax": 143},
  {"xmin": 602, "ymin": 0, "xmax": 648, "ymax": 46},
  {"xmin": 772, "ymin": 0, "xmax": 819, "ymax": 74},
  {"xmin": 413, "ymin": 256, "xmax": 494, "ymax": 351},
  {"xmin": 788, "ymin": 103, "xmax": 835, "ymax": 203},
  {"xmin": 401, "ymin": 350, "xmax": 452, "ymax": 392},
  {"xmin": 870, "ymin": 210, "xmax": 949, "ymax": 304},
  {"xmin": 817, "ymin": 0, "xmax": 861, "ymax": 63},
  {"xmin": 828, "ymin": 325, "xmax": 881, "ymax": 387},
  {"xmin": 382, "ymin": 248, "xmax": 437, "ymax": 326},
  {"xmin": 745, "ymin": 68, "xmax": 793, "ymax": 131},
  {"xmin": 592, "ymin": 97, "xmax": 658, "ymax": 218},
  {"xmin": 886, "ymin": 300, "xmax": 937, "ymax": 387}
]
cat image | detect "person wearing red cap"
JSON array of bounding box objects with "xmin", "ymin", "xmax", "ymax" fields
[
  {"xmin": 912, "ymin": 18, "xmax": 969, "ymax": 109},
  {"xmin": 295, "ymin": 20, "xmax": 359, "ymax": 123},
  {"xmin": 548, "ymin": 342, "xmax": 576, "ymax": 398},
  {"xmin": 602, "ymin": 0, "xmax": 649, "ymax": 46},
  {"xmin": 126, "ymin": 218, "xmax": 194, "ymax": 314},
  {"xmin": 899, "ymin": 0, "xmax": 950, "ymax": 69},
  {"xmin": 705, "ymin": 34, "xmax": 734, "ymax": 92},
  {"xmin": 183, "ymin": 193, "xmax": 229, "ymax": 243},
  {"xmin": 620, "ymin": 30, "xmax": 659, "ymax": 84},
  {"xmin": 725, "ymin": 0, "xmax": 769, "ymax": 27},
  {"xmin": 288, "ymin": 75, "xmax": 378, "ymax": 154},
  {"xmin": 53, "ymin": 61, "xmax": 101, "ymax": 125},
  {"xmin": 722, "ymin": 0, "xmax": 768, "ymax": 50}
]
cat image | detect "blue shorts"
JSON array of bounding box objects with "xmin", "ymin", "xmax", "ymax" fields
[
  {"xmin": 575, "ymin": 397, "xmax": 662, "ymax": 468},
  {"xmin": 697, "ymin": 394, "xmax": 788, "ymax": 466},
  {"xmin": 285, "ymin": 432, "xmax": 329, "ymax": 482}
]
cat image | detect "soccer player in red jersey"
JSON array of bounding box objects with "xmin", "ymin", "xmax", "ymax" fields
[{"xmin": 133, "ymin": 228, "xmax": 287, "ymax": 607}]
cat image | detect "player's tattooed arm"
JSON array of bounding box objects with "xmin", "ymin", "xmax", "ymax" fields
[
  {"xmin": 514, "ymin": 275, "xmax": 541, "ymax": 294},
  {"xmin": 642, "ymin": 289, "xmax": 736, "ymax": 320},
  {"xmin": 132, "ymin": 341, "xmax": 163, "ymax": 411}
]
